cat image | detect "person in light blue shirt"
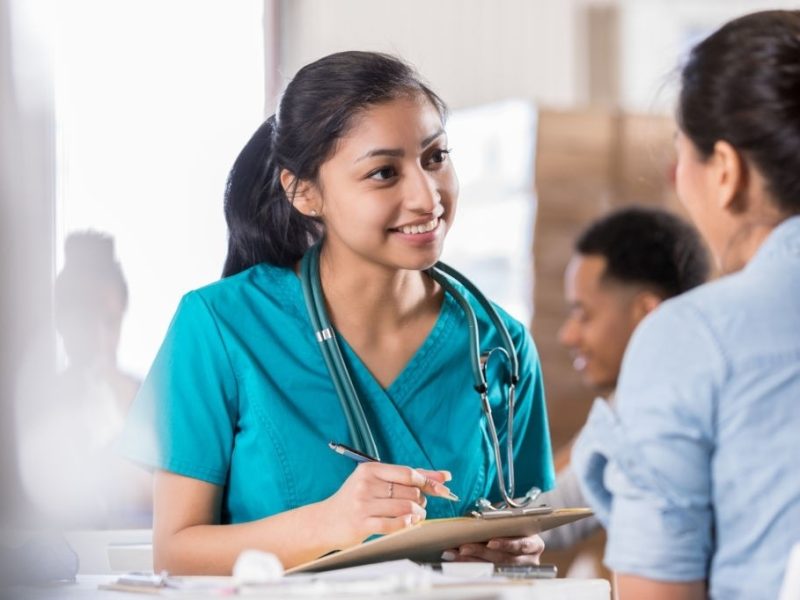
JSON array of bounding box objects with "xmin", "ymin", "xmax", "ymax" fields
[
  {"xmin": 120, "ymin": 51, "xmax": 554, "ymax": 574},
  {"xmin": 573, "ymin": 10, "xmax": 800, "ymax": 600}
]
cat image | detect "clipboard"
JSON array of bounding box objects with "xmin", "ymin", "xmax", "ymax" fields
[{"xmin": 288, "ymin": 507, "xmax": 593, "ymax": 573}]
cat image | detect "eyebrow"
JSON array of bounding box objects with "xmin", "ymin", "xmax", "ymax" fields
[{"xmin": 354, "ymin": 129, "xmax": 445, "ymax": 163}]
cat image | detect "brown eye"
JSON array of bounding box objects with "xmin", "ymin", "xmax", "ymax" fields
[
  {"xmin": 428, "ymin": 148, "xmax": 450, "ymax": 165},
  {"xmin": 368, "ymin": 166, "xmax": 397, "ymax": 181}
]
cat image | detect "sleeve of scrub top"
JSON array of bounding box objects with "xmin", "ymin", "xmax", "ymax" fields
[
  {"xmin": 572, "ymin": 301, "xmax": 724, "ymax": 582},
  {"xmin": 506, "ymin": 323, "xmax": 556, "ymax": 493},
  {"xmin": 118, "ymin": 291, "xmax": 239, "ymax": 486}
]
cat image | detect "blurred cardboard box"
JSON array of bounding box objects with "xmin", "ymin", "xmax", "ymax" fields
[{"xmin": 532, "ymin": 108, "xmax": 678, "ymax": 448}]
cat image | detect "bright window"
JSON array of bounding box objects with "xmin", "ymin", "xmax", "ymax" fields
[{"xmin": 53, "ymin": 0, "xmax": 265, "ymax": 376}]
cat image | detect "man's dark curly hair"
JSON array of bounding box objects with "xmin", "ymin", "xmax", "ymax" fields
[{"xmin": 575, "ymin": 206, "xmax": 710, "ymax": 299}]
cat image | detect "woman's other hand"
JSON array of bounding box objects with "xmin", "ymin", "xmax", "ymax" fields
[{"xmin": 442, "ymin": 534, "xmax": 545, "ymax": 565}]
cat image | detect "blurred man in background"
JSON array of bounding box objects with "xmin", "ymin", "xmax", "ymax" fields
[{"xmin": 541, "ymin": 206, "xmax": 710, "ymax": 560}]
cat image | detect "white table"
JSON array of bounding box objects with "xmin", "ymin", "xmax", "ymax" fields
[{"xmin": 11, "ymin": 574, "xmax": 611, "ymax": 600}]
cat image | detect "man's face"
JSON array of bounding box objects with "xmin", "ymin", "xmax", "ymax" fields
[{"xmin": 558, "ymin": 254, "xmax": 650, "ymax": 392}]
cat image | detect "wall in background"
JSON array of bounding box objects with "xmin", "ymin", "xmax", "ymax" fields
[{"xmin": 278, "ymin": 0, "xmax": 583, "ymax": 112}]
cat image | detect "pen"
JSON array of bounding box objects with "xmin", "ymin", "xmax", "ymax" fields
[
  {"xmin": 328, "ymin": 441, "xmax": 378, "ymax": 463},
  {"xmin": 328, "ymin": 441, "xmax": 459, "ymax": 501}
]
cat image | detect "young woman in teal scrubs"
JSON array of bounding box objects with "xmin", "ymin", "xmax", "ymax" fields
[{"xmin": 121, "ymin": 51, "xmax": 554, "ymax": 574}]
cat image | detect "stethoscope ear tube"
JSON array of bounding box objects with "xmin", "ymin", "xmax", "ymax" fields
[
  {"xmin": 300, "ymin": 245, "xmax": 381, "ymax": 459},
  {"xmin": 431, "ymin": 262, "xmax": 519, "ymax": 385},
  {"xmin": 426, "ymin": 266, "xmax": 486, "ymax": 393}
]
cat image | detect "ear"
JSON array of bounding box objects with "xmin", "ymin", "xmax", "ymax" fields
[
  {"xmin": 711, "ymin": 140, "xmax": 747, "ymax": 213},
  {"xmin": 279, "ymin": 168, "xmax": 321, "ymax": 217},
  {"xmin": 630, "ymin": 290, "xmax": 662, "ymax": 324}
]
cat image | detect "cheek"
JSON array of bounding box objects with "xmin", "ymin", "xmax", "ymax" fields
[
  {"xmin": 439, "ymin": 170, "xmax": 459, "ymax": 218},
  {"xmin": 675, "ymin": 157, "xmax": 699, "ymax": 212},
  {"xmin": 327, "ymin": 190, "xmax": 389, "ymax": 230},
  {"xmin": 586, "ymin": 315, "xmax": 627, "ymax": 359},
  {"xmin": 446, "ymin": 169, "xmax": 459, "ymax": 202}
]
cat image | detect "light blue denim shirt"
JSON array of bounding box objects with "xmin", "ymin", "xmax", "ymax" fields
[{"xmin": 573, "ymin": 216, "xmax": 800, "ymax": 600}]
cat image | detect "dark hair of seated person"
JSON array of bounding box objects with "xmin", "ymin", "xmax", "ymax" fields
[{"xmin": 575, "ymin": 206, "xmax": 711, "ymax": 300}]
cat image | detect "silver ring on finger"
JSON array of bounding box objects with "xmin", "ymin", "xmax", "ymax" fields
[{"xmin": 388, "ymin": 482, "xmax": 394, "ymax": 499}]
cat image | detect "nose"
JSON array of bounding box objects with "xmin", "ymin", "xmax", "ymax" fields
[
  {"xmin": 558, "ymin": 317, "xmax": 580, "ymax": 348},
  {"xmin": 405, "ymin": 165, "xmax": 441, "ymax": 215}
]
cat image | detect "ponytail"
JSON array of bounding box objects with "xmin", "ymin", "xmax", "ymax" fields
[{"xmin": 222, "ymin": 115, "xmax": 321, "ymax": 277}]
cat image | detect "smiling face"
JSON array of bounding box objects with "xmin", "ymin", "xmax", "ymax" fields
[
  {"xmin": 558, "ymin": 255, "xmax": 653, "ymax": 392},
  {"xmin": 304, "ymin": 95, "xmax": 459, "ymax": 273}
]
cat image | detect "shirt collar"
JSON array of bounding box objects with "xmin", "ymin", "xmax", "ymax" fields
[{"xmin": 745, "ymin": 214, "xmax": 800, "ymax": 272}]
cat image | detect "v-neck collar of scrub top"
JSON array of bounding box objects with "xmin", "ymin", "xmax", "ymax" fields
[
  {"xmin": 279, "ymin": 265, "xmax": 459, "ymax": 398},
  {"xmin": 275, "ymin": 264, "xmax": 462, "ymax": 511}
]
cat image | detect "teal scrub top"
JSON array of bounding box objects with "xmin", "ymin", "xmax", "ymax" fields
[{"xmin": 120, "ymin": 263, "xmax": 554, "ymax": 523}]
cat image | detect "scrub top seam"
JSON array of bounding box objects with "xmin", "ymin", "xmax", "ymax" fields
[
  {"xmin": 193, "ymin": 290, "xmax": 242, "ymax": 406},
  {"xmin": 267, "ymin": 264, "xmax": 308, "ymax": 322}
]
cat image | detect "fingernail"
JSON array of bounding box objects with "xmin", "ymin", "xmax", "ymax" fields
[
  {"xmin": 487, "ymin": 540, "xmax": 500, "ymax": 550},
  {"xmin": 404, "ymin": 515, "xmax": 413, "ymax": 527},
  {"xmin": 441, "ymin": 470, "xmax": 453, "ymax": 482},
  {"xmin": 411, "ymin": 513, "xmax": 423, "ymax": 525},
  {"xmin": 436, "ymin": 483, "xmax": 459, "ymax": 502},
  {"xmin": 441, "ymin": 551, "xmax": 456, "ymax": 561}
]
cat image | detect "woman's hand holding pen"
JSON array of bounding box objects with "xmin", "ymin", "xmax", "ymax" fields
[{"xmin": 322, "ymin": 462, "xmax": 456, "ymax": 549}]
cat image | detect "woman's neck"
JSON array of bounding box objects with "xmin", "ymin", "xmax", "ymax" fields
[
  {"xmin": 317, "ymin": 244, "xmax": 437, "ymax": 335},
  {"xmin": 719, "ymin": 213, "xmax": 784, "ymax": 274}
]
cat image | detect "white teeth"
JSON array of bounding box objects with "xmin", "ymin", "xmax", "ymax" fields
[{"xmin": 398, "ymin": 218, "xmax": 438, "ymax": 235}]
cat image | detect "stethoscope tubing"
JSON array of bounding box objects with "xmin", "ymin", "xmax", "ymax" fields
[
  {"xmin": 299, "ymin": 243, "xmax": 525, "ymax": 507},
  {"xmin": 300, "ymin": 246, "xmax": 381, "ymax": 459}
]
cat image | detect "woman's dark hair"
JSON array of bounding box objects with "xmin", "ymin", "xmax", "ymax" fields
[
  {"xmin": 222, "ymin": 51, "xmax": 447, "ymax": 277},
  {"xmin": 54, "ymin": 231, "xmax": 128, "ymax": 324},
  {"xmin": 678, "ymin": 10, "xmax": 800, "ymax": 215},
  {"xmin": 576, "ymin": 206, "xmax": 710, "ymax": 299}
]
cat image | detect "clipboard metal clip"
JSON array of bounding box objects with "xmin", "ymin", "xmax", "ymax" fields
[{"xmin": 471, "ymin": 487, "xmax": 554, "ymax": 519}]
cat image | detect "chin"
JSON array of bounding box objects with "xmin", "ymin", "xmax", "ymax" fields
[
  {"xmin": 394, "ymin": 249, "xmax": 444, "ymax": 272},
  {"xmin": 582, "ymin": 372, "xmax": 614, "ymax": 393}
]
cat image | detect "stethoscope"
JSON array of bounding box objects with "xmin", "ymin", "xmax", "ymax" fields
[{"xmin": 299, "ymin": 242, "xmax": 540, "ymax": 512}]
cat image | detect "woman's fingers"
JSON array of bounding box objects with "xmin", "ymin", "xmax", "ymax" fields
[
  {"xmin": 448, "ymin": 536, "xmax": 545, "ymax": 565},
  {"xmin": 417, "ymin": 468, "xmax": 453, "ymax": 483},
  {"xmin": 364, "ymin": 514, "xmax": 421, "ymax": 536},
  {"xmin": 366, "ymin": 498, "xmax": 426, "ymax": 521},
  {"xmin": 361, "ymin": 462, "xmax": 425, "ymax": 487},
  {"xmin": 485, "ymin": 536, "xmax": 544, "ymax": 555},
  {"xmin": 454, "ymin": 544, "xmax": 541, "ymax": 565},
  {"xmin": 369, "ymin": 480, "xmax": 427, "ymax": 507},
  {"xmin": 358, "ymin": 463, "xmax": 458, "ymax": 501}
]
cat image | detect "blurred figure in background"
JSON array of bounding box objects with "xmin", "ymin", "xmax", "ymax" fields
[
  {"xmin": 541, "ymin": 206, "xmax": 710, "ymax": 568},
  {"xmin": 55, "ymin": 231, "xmax": 140, "ymax": 424},
  {"xmin": 16, "ymin": 231, "xmax": 151, "ymax": 528},
  {"xmin": 573, "ymin": 11, "xmax": 800, "ymax": 599}
]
